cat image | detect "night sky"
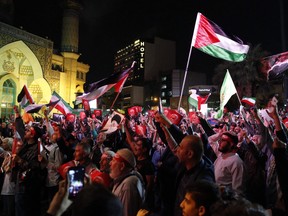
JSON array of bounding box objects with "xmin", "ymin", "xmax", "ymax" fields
[{"xmin": 12, "ymin": 0, "xmax": 288, "ymax": 85}]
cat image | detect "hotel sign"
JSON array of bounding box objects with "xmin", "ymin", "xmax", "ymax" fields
[{"xmin": 140, "ymin": 42, "xmax": 144, "ymax": 68}]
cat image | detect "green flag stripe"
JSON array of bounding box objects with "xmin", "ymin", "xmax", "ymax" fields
[{"xmin": 198, "ymin": 45, "xmax": 247, "ymax": 62}]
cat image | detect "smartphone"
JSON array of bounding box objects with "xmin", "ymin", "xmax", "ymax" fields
[{"xmin": 67, "ymin": 166, "xmax": 85, "ymax": 200}]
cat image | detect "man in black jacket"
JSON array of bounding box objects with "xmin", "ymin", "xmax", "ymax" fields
[
  {"xmin": 155, "ymin": 112, "xmax": 215, "ymax": 216},
  {"xmin": 12, "ymin": 107, "xmax": 45, "ymax": 216}
]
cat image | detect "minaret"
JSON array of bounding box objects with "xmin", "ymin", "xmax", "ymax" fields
[
  {"xmin": 60, "ymin": 0, "xmax": 83, "ymax": 106},
  {"xmin": 0, "ymin": 0, "xmax": 14, "ymax": 24},
  {"xmin": 61, "ymin": 0, "xmax": 83, "ymax": 53}
]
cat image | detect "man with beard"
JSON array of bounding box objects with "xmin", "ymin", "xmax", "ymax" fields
[
  {"xmin": 109, "ymin": 148, "xmax": 145, "ymax": 216},
  {"xmin": 155, "ymin": 112, "xmax": 215, "ymax": 216},
  {"xmin": 209, "ymin": 131, "xmax": 246, "ymax": 196}
]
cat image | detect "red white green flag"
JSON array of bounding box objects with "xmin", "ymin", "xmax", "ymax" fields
[
  {"xmin": 241, "ymin": 97, "xmax": 256, "ymax": 106},
  {"xmin": 192, "ymin": 12, "xmax": 249, "ymax": 62},
  {"xmin": 50, "ymin": 91, "xmax": 73, "ymax": 115}
]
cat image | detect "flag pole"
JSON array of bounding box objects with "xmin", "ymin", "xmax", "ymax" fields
[
  {"xmin": 178, "ymin": 13, "xmax": 200, "ymax": 111},
  {"xmin": 235, "ymin": 91, "xmax": 242, "ymax": 106},
  {"xmin": 109, "ymin": 61, "xmax": 136, "ymax": 112},
  {"xmin": 109, "ymin": 91, "xmax": 121, "ymax": 112}
]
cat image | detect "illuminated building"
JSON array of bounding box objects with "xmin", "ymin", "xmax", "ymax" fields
[
  {"xmin": 112, "ymin": 37, "xmax": 176, "ymax": 109},
  {"xmin": 160, "ymin": 69, "xmax": 207, "ymax": 110},
  {"xmin": 0, "ymin": 0, "xmax": 89, "ymax": 118}
]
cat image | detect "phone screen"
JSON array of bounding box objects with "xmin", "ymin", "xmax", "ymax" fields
[{"xmin": 67, "ymin": 166, "xmax": 85, "ymax": 199}]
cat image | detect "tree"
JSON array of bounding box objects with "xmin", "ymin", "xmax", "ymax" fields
[{"xmin": 212, "ymin": 44, "xmax": 282, "ymax": 108}]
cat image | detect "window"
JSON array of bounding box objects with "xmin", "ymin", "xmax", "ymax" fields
[
  {"xmin": 1, "ymin": 79, "xmax": 15, "ymax": 119},
  {"xmin": 161, "ymin": 76, "xmax": 167, "ymax": 81}
]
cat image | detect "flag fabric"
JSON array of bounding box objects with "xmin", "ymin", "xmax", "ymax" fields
[
  {"xmin": 188, "ymin": 89, "xmax": 211, "ymax": 110},
  {"xmin": 114, "ymin": 73, "xmax": 130, "ymax": 92},
  {"xmin": 93, "ymin": 109, "xmax": 102, "ymax": 118},
  {"xmin": 77, "ymin": 62, "xmax": 135, "ymax": 101},
  {"xmin": 135, "ymin": 124, "xmax": 147, "ymax": 137},
  {"xmin": 17, "ymin": 85, "xmax": 35, "ymax": 108},
  {"xmin": 82, "ymin": 99, "xmax": 91, "ymax": 117},
  {"xmin": 127, "ymin": 106, "xmax": 142, "ymax": 117},
  {"xmin": 50, "ymin": 91, "xmax": 73, "ymax": 115},
  {"xmin": 58, "ymin": 160, "xmax": 78, "ymax": 179},
  {"xmin": 65, "ymin": 113, "xmax": 76, "ymax": 123},
  {"xmin": 216, "ymin": 70, "xmax": 238, "ymax": 118},
  {"xmin": 22, "ymin": 112, "xmax": 34, "ymax": 124},
  {"xmin": 259, "ymin": 51, "xmax": 288, "ymax": 81},
  {"xmin": 164, "ymin": 108, "xmax": 183, "ymax": 125},
  {"xmin": 192, "ymin": 12, "xmax": 249, "ymax": 62},
  {"xmin": 101, "ymin": 111, "xmax": 125, "ymax": 134},
  {"xmin": 24, "ymin": 100, "xmax": 60, "ymax": 114},
  {"xmin": 241, "ymin": 97, "xmax": 256, "ymax": 106}
]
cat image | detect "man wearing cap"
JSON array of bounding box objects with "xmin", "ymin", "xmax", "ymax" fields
[
  {"xmin": 110, "ymin": 148, "xmax": 145, "ymax": 216},
  {"xmin": 209, "ymin": 130, "xmax": 246, "ymax": 195}
]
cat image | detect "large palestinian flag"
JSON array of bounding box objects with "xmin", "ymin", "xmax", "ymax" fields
[{"xmin": 192, "ymin": 12, "xmax": 249, "ymax": 62}]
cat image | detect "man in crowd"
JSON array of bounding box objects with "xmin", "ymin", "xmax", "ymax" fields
[
  {"xmin": 110, "ymin": 148, "xmax": 145, "ymax": 216},
  {"xmin": 155, "ymin": 112, "xmax": 215, "ymax": 216},
  {"xmin": 12, "ymin": 106, "xmax": 46, "ymax": 216}
]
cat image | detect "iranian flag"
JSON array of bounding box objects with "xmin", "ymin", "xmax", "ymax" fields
[
  {"xmin": 17, "ymin": 85, "xmax": 34, "ymax": 108},
  {"xmin": 192, "ymin": 12, "xmax": 250, "ymax": 62},
  {"xmin": 241, "ymin": 97, "xmax": 256, "ymax": 106},
  {"xmin": 216, "ymin": 70, "xmax": 238, "ymax": 119},
  {"xmin": 50, "ymin": 91, "xmax": 73, "ymax": 115},
  {"xmin": 219, "ymin": 70, "xmax": 237, "ymax": 110}
]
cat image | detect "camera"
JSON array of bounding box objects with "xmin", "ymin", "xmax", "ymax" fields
[{"xmin": 67, "ymin": 166, "xmax": 85, "ymax": 200}]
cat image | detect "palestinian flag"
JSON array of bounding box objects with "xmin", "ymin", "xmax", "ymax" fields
[
  {"xmin": 77, "ymin": 61, "xmax": 135, "ymax": 101},
  {"xmin": 17, "ymin": 85, "xmax": 34, "ymax": 108},
  {"xmin": 24, "ymin": 100, "xmax": 60, "ymax": 113},
  {"xmin": 188, "ymin": 90, "xmax": 211, "ymax": 111},
  {"xmin": 241, "ymin": 97, "xmax": 256, "ymax": 106},
  {"xmin": 192, "ymin": 12, "xmax": 249, "ymax": 62},
  {"xmin": 259, "ymin": 51, "xmax": 288, "ymax": 81}
]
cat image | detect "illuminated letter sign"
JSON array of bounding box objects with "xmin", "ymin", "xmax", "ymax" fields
[{"xmin": 140, "ymin": 42, "xmax": 145, "ymax": 68}]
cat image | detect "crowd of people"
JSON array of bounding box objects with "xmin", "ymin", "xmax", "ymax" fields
[{"xmin": 0, "ymin": 93, "xmax": 287, "ymax": 216}]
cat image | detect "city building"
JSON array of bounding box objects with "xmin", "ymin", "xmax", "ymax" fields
[
  {"xmin": 109, "ymin": 37, "xmax": 176, "ymax": 109},
  {"xmin": 161, "ymin": 69, "xmax": 207, "ymax": 111},
  {"xmin": 0, "ymin": 0, "xmax": 89, "ymax": 118}
]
